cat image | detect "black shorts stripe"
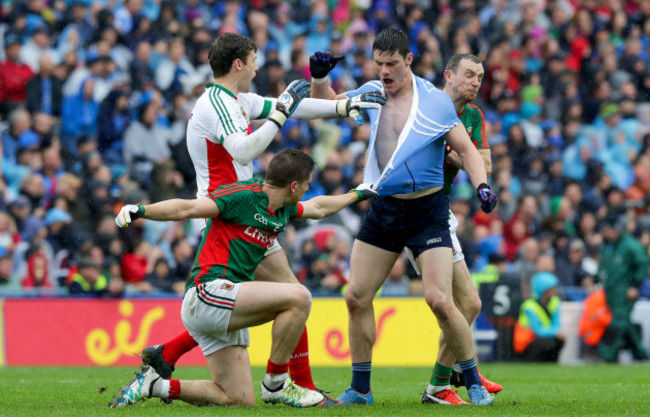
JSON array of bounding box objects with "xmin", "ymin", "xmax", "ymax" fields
[
  {"xmin": 197, "ymin": 293, "xmax": 234, "ymax": 311},
  {"xmin": 201, "ymin": 285, "xmax": 236, "ymax": 303}
]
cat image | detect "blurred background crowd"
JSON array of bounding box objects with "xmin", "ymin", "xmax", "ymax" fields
[{"xmin": 0, "ymin": 0, "xmax": 649, "ymax": 306}]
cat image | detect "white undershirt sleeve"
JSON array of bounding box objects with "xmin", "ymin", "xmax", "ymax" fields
[
  {"xmin": 286, "ymin": 98, "xmax": 339, "ymax": 119},
  {"xmin": 221, "ymin": 121, "xmax": 280, "ymax": 166}
]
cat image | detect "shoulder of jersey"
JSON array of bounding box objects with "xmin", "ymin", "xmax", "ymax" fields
[{"xmin": 416, "ymin": 76, "xmax": 446, "ymax": 100}]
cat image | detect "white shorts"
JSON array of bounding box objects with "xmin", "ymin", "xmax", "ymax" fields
[
  {"xmin": 181, "ymin": 280, "xmax": 250, "ymax": 356},
  {"xmin": 448, "ymin": 211, "xmax": 465, "ymax": 264},
  {"xmin": 406, "ymin": 210, "xmax": 465, "ymax": 274}
]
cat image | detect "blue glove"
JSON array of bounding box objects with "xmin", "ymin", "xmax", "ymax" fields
[
  {"xmin": 477, "ymin": 183, "xmax": 498, "ymax": 213},
  {"xmin": 269, "ymin": 79, "xmax": 311, "ymax": 128},
  {"xmin": 309, "ymin": 51, "xmax": 345, "ymax": 79},
  {"xmin": 276, "ymin": 79, "xmax": 311, "ymax": 118}
]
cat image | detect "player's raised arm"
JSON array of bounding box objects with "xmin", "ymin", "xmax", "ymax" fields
[
  {"xmin": 298, "ymin": 184, "xmax": 377, "ymax": 220},
  {"xmin": 222, "ymin": 79, "xmax": 311, "ymax": 166},
  {"xmin": 309, "ymin": 51, "xmax": 346, "ymax": 100},
  {"xmin": 115, "ymin": 197, "xmax": 220, "ymax": 228}
]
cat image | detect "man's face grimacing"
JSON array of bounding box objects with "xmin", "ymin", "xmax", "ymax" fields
[
  {"xmin": 373, "ymin": 50, "xmax": 413, "ymax": 95},
  {"xmin": 447, "ymin": 59, "xmax": 484, "ymax": 102}
]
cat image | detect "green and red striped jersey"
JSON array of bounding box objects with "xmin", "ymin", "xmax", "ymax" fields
[
  {"xmin": 187, "ymin": 179, "xmax": 303, "ymax": 290},
  {"xmin": 442, "ymin": 103, "xmax": 489, "ymax": 197}
]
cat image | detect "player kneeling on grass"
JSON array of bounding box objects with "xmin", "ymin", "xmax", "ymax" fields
[{"xmin": 109, "ymin": 149, "xmax": 376, "ymax": 409}]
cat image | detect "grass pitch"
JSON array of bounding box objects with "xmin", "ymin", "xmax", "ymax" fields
[{"xmin": 0, "ymin": 364, "xmax": 648, "ymax": 416}]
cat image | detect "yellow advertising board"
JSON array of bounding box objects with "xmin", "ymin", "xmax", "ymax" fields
[{"xmin": 248, "ymin": 297, "xmax": 441, "ymax": 366}]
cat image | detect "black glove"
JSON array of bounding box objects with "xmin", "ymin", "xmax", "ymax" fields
[
  {"xmin": 350, "ymin": 183, "xmax": 378, "ymax": 202},
  {"xmin": 476, "ymin": 183, "xmax": 498, "ymax": 213},
  {"xmin": 336, "ymin": 90, "xmax": 386, "ymax": 126},
  {"xmin": 309, "ymin": 51, "xmax": 345, "ymax": 79},
  {"xmin": 269, "ymin": 79, "xmax": 311, "ymax": 128}
]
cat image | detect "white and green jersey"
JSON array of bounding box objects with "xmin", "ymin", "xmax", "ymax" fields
[
  {"xmin": 186, "ymin": 83, "xmax": 275, "ymax": 198},
  {"xmin": 187, "ymin": 179, "xmax": 303, "ymax": 290}
]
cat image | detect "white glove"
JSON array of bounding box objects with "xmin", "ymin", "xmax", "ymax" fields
[
  {"xmin": 349, "ymin": 183, "xmax": 378, "ymax": 202},
  {"xmin": 115, "ymin": 204, "xmax": 144, "ymax": 228},
  {"xmin": 336, "ymin": 90, "xmax": 386, "ymax": 126}
]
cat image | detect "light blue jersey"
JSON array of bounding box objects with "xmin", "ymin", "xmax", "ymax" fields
[{"xmin": 347, "ymin": 76, "xmax": 460, "ymax": 196}]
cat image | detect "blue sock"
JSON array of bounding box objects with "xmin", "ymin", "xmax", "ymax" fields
[
  {"xmin": 350, "ymin": 362, "xmax": 372, "ymax": 394},
  {"xmin": 458, "ymin": 357, "xmax": 481, "ymax": 389}
]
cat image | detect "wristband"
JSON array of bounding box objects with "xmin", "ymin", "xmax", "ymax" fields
[
  {"xmin": 336, "ymin": 99, "xmax": 349, "ymax": 117},
  {"xmin": 311, "ymin": 76, "xmax": 328, "ymax": 85},
  {"xmin": 349, "ymin": 189, "xmax": 363, "ymax": 202},
  {"xmin": 268, "ymin": 111, "xmax": 287, "ymax": 129}
]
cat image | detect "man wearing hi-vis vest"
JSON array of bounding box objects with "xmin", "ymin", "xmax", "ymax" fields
[{"xmin": 513, "ymin": 272, "xmax": 564, "ymax": 362}]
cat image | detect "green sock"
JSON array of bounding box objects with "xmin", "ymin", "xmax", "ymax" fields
[{"xmin": 430, "ymin": 362, "xmax": 453, "ymax": 387}]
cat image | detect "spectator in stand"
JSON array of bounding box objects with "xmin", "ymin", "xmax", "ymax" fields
[
  {"xmin": 2, "ymin": 109, "xmax": 35, "ymax": 163},
  {"xmin": 0, "ymin": 35, "xmax": 34, "ymax": 116},
  {"xmin": 120, "ymin": 238, "xmax": 156, "ymax": 294},
  {"xmin": 68, "ymin": 256, "xmax": 123, "ymax": 297},
  {"xmin": 97, "ymin": 89, "xmax": 132, "ymax": 164},
  {"xmin": 169, "ymin": 237, "xmax": 193, "ymax": 282},
  {"xmin": 26, "ymin": 55, "xmax": 63, "ymax": 117},
  {"xmin": 19, "ymin": 26, "xmax": 60, "ymax": 73},
  {"xmin": 21, "ymin": 248, "xmax": 54, "ymax": 291},
  {"xmin": 122, "ymin": 100, "xmax": 172, "ymax": 187},
  {"xmin": 61, "ymin": 78, "xmax": 99, "ymax": 154},
  {"xmin": 0, "ymin": 246, "xmax": 20, "ymax": 291},
  {"xmin": 144, "ymin": 257, "xmax": 184, "ymax": 295},
  {"xmin": 155, "ymin": 37, "xmax": 196, "ymax": 101}
]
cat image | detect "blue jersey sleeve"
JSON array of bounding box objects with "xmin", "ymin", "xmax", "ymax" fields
[{"xmin": 418, "ymin": 78, "xmax": 460, "ymax": 128}]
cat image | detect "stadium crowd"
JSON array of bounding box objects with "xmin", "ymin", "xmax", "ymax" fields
[{"xmin": 0, "ymin": 0, "xmax": 649, "ymax": 310}]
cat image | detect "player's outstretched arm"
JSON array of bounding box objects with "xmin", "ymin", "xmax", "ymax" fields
[
  {"xmin": 115, "ymin": 198, "xmax": 220, "ymax": 228},
  {"xmin": 298, "ymin": 184, "xmax": 377, "ymax": 220},
  {"xmin": 290, "ymin": 91, "xmax": 385, "ymax": 126}
]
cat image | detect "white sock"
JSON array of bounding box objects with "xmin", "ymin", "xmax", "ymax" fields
[
  {"xmin": 263, "ymin": 372, "xmax": 289, "ymax": 391},
  {"xmin": 151, "ymin": 379, "xmax": 169, "ymax": 398},
  {"xmin": 426, "ymin": 383, "xmax": 450, "ymax": 395}
]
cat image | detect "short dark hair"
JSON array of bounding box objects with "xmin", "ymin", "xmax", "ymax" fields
[
  {"xmin": 209, "ymin": 33, "xmax": 257, "ymax": 78},
  {"xmin": 442, "ymin": 53, "xmax": 482, "ymax": 86},
  {"xmin": 372, "ymin": 28, "xmax": 410, "ymax": 58},
  {"xmin": 445, "ymin": 53, "xmax": 482, "ymax": 73},
  {"xmin": 266, "ymin": 149, "xmax": 315, "ymax": 187}
]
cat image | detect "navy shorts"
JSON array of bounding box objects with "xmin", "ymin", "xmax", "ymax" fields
[{"xmin": 356, "ymin": 190, "xmax": 452, "ymax": 258}]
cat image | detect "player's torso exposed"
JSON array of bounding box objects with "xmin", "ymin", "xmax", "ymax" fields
[
  {"xmin": 376, "ymin": 90, "xmax": 413, "ymax": 172},
  {"xmin": 354, "ymin": 76, "xmax": 460, "ymax": 196},
  {"xmin": 188, "ymin": 180, "xmax": 299, "ymax": 289},
  {"xmin": 186, "ymin": 84, "xmax": 273, "ymax": 198}
]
